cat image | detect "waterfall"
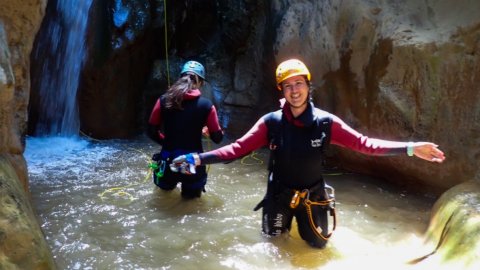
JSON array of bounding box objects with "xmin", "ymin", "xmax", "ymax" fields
[{"xmin": 32, "ymin": 0, "xmax": 93, "ymax": 136}]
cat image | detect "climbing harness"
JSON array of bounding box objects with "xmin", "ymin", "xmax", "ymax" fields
[{"xmin": 289, "ymin": 185, "xmax": 337, "ymax": 241}]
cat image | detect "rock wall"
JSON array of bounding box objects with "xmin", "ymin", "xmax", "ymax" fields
[
  {"xmin": 0, "ymin": 155, "xmax": 55, "ymax": 269},
  {"xmin": 78, "ymin": 0, "xmax": 156, "ymax": 139},
  {"xmin": 75, "ymin": 0, "xmax": 276, "ymax": 139},
  {"xmin": 0, "ymin": 0, "xmax": 56, "ymax": 269}
]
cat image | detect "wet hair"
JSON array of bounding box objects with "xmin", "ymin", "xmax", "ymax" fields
[{"xmin": 163, "ymin": 73, "xmax": 203, "ymax": 110}]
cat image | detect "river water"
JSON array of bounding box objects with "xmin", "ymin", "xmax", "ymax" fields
[{"xmin": 25, "ymin": 136, "xmax": 448, "ymax": 269}]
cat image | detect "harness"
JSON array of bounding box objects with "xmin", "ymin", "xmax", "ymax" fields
[{"xmin": 289, "ymin": 185, "xmax": 337, "ymax": 240}]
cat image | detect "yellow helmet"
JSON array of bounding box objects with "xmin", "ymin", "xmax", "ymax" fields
[{"xmin": 275, "ymin": 59, "xmax": 311, "ymax": 90}]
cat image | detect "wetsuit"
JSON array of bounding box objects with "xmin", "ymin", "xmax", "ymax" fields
[
  {"xmin": 148, "ymin": 89, "xmax": 223, "ymax": 198},
  {"xmin": 199, "ymin": 101, "xmax": 410, "ymax": 247}
]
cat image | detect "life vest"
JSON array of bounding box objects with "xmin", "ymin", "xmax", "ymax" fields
[
  {"xmin": 160, "ymin": 96, "xmax": 213, "ymax": 153},
  {"xmin": 264, "ymin": 105, "xmax": 332, "ymax": 190}
]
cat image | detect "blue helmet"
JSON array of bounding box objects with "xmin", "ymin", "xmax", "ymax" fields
[{"xmin": 180, "ymin": 61, "xmax": 205, "ymax": 80}]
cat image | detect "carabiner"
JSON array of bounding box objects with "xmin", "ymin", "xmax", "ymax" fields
[
  {"xmin": 156, "ymin": 160, "xmax": 166, "ymax": 178},
  {"xmin": 290, "ymin": 191, "xmax": 301, "ymax": 209}
]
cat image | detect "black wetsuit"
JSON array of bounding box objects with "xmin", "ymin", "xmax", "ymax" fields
[{"xmin": 261, "ymin": 107, "xmax": 333, "ymax": 247}]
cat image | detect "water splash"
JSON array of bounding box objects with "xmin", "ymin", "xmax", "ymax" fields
[{"xmin": 32, "ymin": 0, "xmax": 93, "ymax": 136}]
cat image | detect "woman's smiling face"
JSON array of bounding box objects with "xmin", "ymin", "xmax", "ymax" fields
[{"xmin": 281, "ymin": 75, "xmax": 309, "ymax": 116}]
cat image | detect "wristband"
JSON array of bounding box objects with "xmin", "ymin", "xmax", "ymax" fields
[
  {"xmin": 185, "ymin": 154, "xmax": 195, "ymax": 165},
  {"xmin": 193, "ymin": 153, "xmax": 201, "ymax": 166},
  {"xmin": 185, "ymin": 153, "xmax": 201, "ymax": 165},
  {"xmin": 407, "ymin": 142, "xmax": 414, "ymax": 157}
]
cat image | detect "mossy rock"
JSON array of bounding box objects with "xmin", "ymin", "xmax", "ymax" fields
[{"xmin": 415, "ymin": 181, "xmax": 480, "ymax": 268}]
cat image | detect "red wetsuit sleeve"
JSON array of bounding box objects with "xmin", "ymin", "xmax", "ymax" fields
[
  {"xmin": 149, "ymin": 99, "xmax": 162, "ymax": 125},
  {"xmin": 330, "ymin": 115, "xmax": 408, "ymax": 155},
  {"xmin": 148, "ymin": 99, "xmax": 165, "ymax": 141},
  {"xmin": 199, "ymin": 117, "xmax": 269, "ymax": 164},
  {"xmin": 206, "ymin": 105, "xmax": 222, "ymax": 133},
  {"xmin": 206, "ymin": 105, "xmax": 224, "ymax": 144}
]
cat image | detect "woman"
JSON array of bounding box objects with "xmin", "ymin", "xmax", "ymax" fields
[
  {"xmin": 171, "ymin": 59, "xmax": 445, "ymax": 247},
  {"xmin": 148, "ymin": 60, "xmax": 223, "ymax": 199}
]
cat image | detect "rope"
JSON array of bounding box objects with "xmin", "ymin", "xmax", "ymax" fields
[
  {"xmin": 291, "ymin": 190, "xmax": 337, "ymax": 241},
  {"xmin": 164, "ymin": 0, "xmax": 171, "ymax": 87},
  {"xmin": 98, "ymin": 147, "xmax": 152, "ymax": 202},
  {"xmin": 79, "ymin": 130, "xmax": 152, "ymax": 202},
  {"xmin": 304, "ymin": 196, "xmax": 337, "ymax": 241},
  {"xmin": 202, "ymin": 136, "xmax": 212, "ymax": 173},
  {"xmin": 240, "ymin": 151, "xmax": 264, "ymax": 165}
]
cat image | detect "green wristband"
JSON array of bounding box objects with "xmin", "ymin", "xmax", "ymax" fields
[{"xmin": 407, "ymin": 142, "xmax": 414, "ymax": 157}]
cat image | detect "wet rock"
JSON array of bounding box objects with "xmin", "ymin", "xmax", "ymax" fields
[
  {"xmin": 415, "ymin": 181, "xmax": 480, "ymax": 268},
  {"xmin": 0, "ymin": 156, "xmax": 56, "ymax": 269}
]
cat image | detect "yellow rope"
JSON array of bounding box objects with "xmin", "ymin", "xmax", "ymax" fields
[
  {"xmin": 240, "ymin": 151, "xmax": 264, "ymax": 165},
  {"xmin": 79, "ymin": 131, "xmax": 153, "ymax": 202},
  {"xmin": 304, "ymin": 197, "xmax": 336, "ymax": 241},
  {"xmin": 290, "ymin": 190, "xmax": 337, "ymax": 241},
  {"xmin": 98, "ymin": 147, "xmax": 152, "ymax": 202},
  {"xmin": 164, "ymin": 0, "xmax": 171, "ymax": 87},
  {"xmin": 85, "ymin": 129, "xmax": 263, "ymax": 202},
  {"xmin": 202, "ymin": 136, "xmax": 211, "ymax": 173}
]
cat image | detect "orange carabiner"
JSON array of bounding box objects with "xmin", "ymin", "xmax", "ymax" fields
[{"xmin": 290, "ymin": 191, "xmax": 301, "ymax": 209}]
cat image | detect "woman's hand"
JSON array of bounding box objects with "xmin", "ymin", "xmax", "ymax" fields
[
  {"xmin": 412, "ymin": 142, "xmax": 446, "ymax": 163},
  {"xmin": 202, "ymin": 126, "xmax": 210, "ymax": 137}
]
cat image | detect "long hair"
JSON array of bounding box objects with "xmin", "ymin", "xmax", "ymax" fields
[{"xmin": 163, "ymin": 73, "xmax": 202, "ymax": 110}]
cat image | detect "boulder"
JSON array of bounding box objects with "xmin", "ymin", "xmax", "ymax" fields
[
  {"xmin": 410, "ymin": 181, "xmax": 480, "ymax": 268},
  {"xmin": 0, "ymin": 155, "xmax": 55, "ymax": 269}
]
